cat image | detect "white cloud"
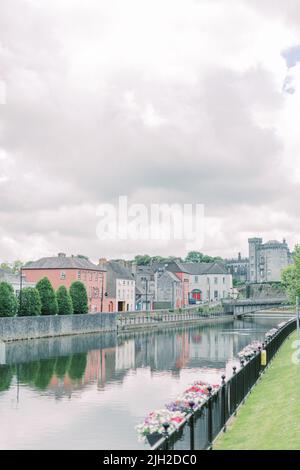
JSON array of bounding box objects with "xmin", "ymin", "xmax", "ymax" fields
[{"xmin": 0, "ymin": 0, "xmax": 300, "ymax": 261}]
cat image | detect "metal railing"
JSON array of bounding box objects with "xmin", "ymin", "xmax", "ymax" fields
[
  {"xmin": 152, "ymin": 318, "xmax": 297, "ymax": 450},
  {"xmin": 117, "ymin": 309, "xmax": 225, "ymax": 330}
]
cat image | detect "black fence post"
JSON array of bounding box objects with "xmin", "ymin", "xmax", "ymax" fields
[
  {"xmin": 221, "ymin": 374, "xmax": 227, "ymax": 432},
  {"xmin": 232, "ymin": 366, "xmax": 237, "ymax": 415},
  {"xmin": 162, "ymin": 422, "xmax": 170, "ymax": 450},
  {"xmin": 240, "ymin": 360, "xmax": 245, "ymax": 403},
  {"xmin": 207, "ymin": 386, "xmax": 213, "ymax": 449},
  {"xmin": 188, "ymin": 401, "xmax": 195, "ymax": 451}
]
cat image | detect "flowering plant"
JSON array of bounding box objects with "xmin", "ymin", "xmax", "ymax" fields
[
  {"xmin": 277, "ymin": 321, "xmax": 288, "ymax": 329},
  {"xmin": 136, "ymin": 409, "xmax": 185, "ymax": 443},
  {"xmin": 265, "ymin": 328, "xmax": 278, "ymax": 338},
  {"xmin": 136, "ymin": 380, "xmax": 220, "ymax": 443},
  {"xmin": 238, "ymin": 340, "xmax": 262, "ymax": 360},
  {"xmin": 165, "ymin": 399, "xmax": 194, "ymax": 413}
]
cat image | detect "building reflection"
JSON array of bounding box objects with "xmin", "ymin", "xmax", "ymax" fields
[{"xmin": 2, "ymin": 318, "xmax": 276, "ymax": 399}]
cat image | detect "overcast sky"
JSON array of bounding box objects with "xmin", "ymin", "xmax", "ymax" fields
[{"xmin": 1, "ymin": 0, "xmax": 300, "ymax": 263}]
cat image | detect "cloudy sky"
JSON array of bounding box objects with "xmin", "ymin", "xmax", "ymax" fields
[{"xmin": 1, "ymin": 0, "xmax": 300, "ymax": 263}]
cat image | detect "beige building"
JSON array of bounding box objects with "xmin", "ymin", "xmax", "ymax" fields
[{"xmin": 248, "ymin": 238, "xmax": 293, "ymax": 283}]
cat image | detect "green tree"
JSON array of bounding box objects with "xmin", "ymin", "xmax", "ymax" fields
[
  {"xmin": 56, "ymin": 285, "xmax": 73, "ymax": 315},
  {"xmin": 134, "ymin": 254, "xmax": 152, "ymax": 266},
  {"xmin": 0, "ymin": 281, "xmax": 18, "ymax": 317},
  {"xmin": 12, "ymin": 260, "xmax": 24, "ymax": 274},
  {"xmin": 69, "ymin": 281, "xmax": 88, "ymax": 314},
  {"xmin": 18, "ymin": 287, "xmax": 41, "ymax": 316},
  {"xmin": 0, "ymin": 262, "xmax": 12, "ymax": 273},
  {"xmin": 185, "ymin": 251, "xmax": 222, "ymax": 263},
  {"xmin": 36, "ymin": 277, "xmax": 58, "ymax": 315},
  {"xmin": 0, "ymin": 260, "xmax": 24, "ymax": 274},
  {"xmin": 282, "ymin": 247, "xmax": 300, "ymax": 303}
]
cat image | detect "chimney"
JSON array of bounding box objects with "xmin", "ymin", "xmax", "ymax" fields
[{"xmin": 99, "ymin": 258, "xmax": 108, "ymax": 265}]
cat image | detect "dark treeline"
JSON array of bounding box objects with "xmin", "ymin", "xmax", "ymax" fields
[{"xmin": 0, "ymin": 352, "xmax": 88, "ymax": 392}]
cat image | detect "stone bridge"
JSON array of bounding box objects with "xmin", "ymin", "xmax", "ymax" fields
[{"xmin": 222, "ymin": 297, "xmax": 288, "ymax": 318}]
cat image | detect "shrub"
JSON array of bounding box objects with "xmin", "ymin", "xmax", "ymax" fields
[
  {"xmin": 69, "ymin": 281, "xmax": 88, "ymax": 314},
  {"xmin": 36, "ymin": 277, "xmax": 58, "ymax": 315},
  {"xmin": 57, "ymin": 285, "xmax": 73, "ymax": 315},
  {"xmin": 18, "ymin": 287, "xmax": 41, "ymax": 316},
  {"xmin": 0, "ymin": 282, "xmax": 18, "ymax": 317}
]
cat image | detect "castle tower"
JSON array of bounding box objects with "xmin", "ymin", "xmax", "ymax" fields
[{"xmin": 248, "ymin": 238, "xmax": 262, "ymax": 283}]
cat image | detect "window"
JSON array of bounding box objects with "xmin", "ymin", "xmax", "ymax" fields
[
  {"xmin": 77, "ymin": 271, "xmax": 81, "ymax": 280},
  {"xmin": 214, "ymin": 277, "xmax": 218, "ymax": 285},
  {"xmin": 90, "ymin": 272, "xmax": 93, "ymax": 281},
  {"xmin": 223, "ymin": 277, "xmax": 225, "ymax": 284},
  {"xmin": 214, "ymin": 290, "xmax": 218, "ymax": 299},
  {"xmin": 195, "ymin": 276, "xmax": 198, "ymax": 282},
  {"xmin": 60, "ymin": 271, "xmax": 66, "ymax": 280}
]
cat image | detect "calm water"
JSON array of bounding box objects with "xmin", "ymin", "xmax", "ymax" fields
[{"xmin": 0, "ymin": 316, "xmax": 288, "ymax": 449}]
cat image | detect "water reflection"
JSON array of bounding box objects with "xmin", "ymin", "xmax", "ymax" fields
[{"xmin": 0, "ymin": 316, "xmax": 289, "ymax": 449}]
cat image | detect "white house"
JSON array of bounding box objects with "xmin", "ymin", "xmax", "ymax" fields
[
  {"xmin": 99, "ymin": 260, "xmax": 135, "ymax": 312},
  {"xmin": 0, "ymin": 269, "xmax": 35, "ymax": 294},
  {"xmin": 181, "ymin": 262, "xmax": 233, "ymax": 303}
]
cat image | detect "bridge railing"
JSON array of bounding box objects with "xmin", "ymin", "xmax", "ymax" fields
[{"xmin": 151, "ymin": 318, "xmax": 296, "ymax": 450}]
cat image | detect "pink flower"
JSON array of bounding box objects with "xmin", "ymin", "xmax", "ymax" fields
[{"xmin": 171, "ymin": 417, "xmax": 183, "ymax": 423}]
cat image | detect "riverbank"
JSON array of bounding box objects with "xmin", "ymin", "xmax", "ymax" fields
[
  {"xmin": 0, "ymin": 308, "xmax": 228, "ymax": 342},
  {"xmin": 214, "ymin": 330, "xmax": 300, "ymax": 450}
]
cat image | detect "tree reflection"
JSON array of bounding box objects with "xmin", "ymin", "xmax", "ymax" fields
[
  {"xmin": 0, "ymin": 365, "xmax": 13, "ymax": 392},
  {"xmin": 18, "ymin": 361, "xmax": 40, "ymax": 385},
  {"xmin": 68, "ymin": 353, "xmax": 87, "ymax": 381},
  {"xmin": 34, "ymin": 358, "xmax": 57, "ymax": 390},
  {"xmin": 55, "ymin": 356, "xmax": 71, "ymax": 379}
]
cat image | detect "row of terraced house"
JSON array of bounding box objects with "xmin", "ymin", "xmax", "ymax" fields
[{"xmin": 10, "ymin": 253, "xmax": 234, "ymax": 313}]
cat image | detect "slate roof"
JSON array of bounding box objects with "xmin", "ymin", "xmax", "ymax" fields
[
  {"xmin": 100, "ymin": 261, "xmax": 135, "ymax": 297},
  {"xmin": 24, "ymin": 255, "xmax": 106, "ymax": 271},
  {"xmin": 179, "ymin": 262, "xmax": 229, "ymax": 275},
  {"xmin": 163, "ymin": 271, "xmax": 181, "ymax": 283},
  {"xmin": 0, "ymin": 268, "xmax": 19, "ymax": 283},
  {"xmin": 151, "ymin": 260, "xmax": 189, "ymax": 274}
]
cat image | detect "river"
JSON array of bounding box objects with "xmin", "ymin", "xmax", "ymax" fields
[{"xmin": 0, "ymin": 315, "xmax": 289, "ymax": 449}]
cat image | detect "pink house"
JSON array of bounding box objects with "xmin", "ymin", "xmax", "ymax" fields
[{"xmin": 23, "ymin": 253, "xmax": 107, "ymax": 313}]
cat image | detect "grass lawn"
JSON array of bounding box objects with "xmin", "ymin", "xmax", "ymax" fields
[{"xmin": 215, "ymin": 330, "xmax": 300, "ymax": 450}]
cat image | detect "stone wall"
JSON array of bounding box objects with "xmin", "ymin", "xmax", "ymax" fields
[
  {"xmin": 0, "ymin": 313, "xmax": 117, "ymax": 342},
  {"xmin": 0, "ymin": 305, "xmax": 227, "ymax": 342}
]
